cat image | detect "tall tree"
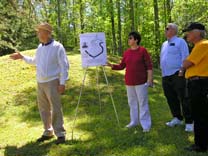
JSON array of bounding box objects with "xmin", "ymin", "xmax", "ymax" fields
[
  {"xmin": 57, "ymin": 0, "xmax": 62, "ymax": 42},
  {"xmin": 153, "ymin": 0, "xmax": 160, "ymax": 65},
  {"xmin": 109, "ymin": 0, "xmax": 117, "ymax": 54},
  {"xmin": 2, "ymin": 0, "xmax": 208, "ymax": 65},
  {"xmin": 166, "ymin": 0, "xmax": 172, "ymax": 23},
  {"xmin": 129, "ymin": 0, "xmax": 135, "ymax": 31},
  {"xmin": 79, "ymin": 0, "xmax": 84, "ymax": 33},
  {"xmin": 163, "ymin": 0, "xmax": 167, "ymax": 28},
  {"xmin": 72, "ymin": 0, "xmax": 78, "ymax": 46},
  {"xmin": 116, "ymin": 0, "xmax": 122, "ymax": 54}
]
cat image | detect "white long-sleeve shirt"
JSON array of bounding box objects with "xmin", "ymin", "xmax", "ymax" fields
[{"xmin": 23, "ymin": 40, "xmax": 69, "ymax": 85}]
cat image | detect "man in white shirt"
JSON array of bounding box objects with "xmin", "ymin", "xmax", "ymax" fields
[
  {"xmin": 10, "ymin": 23, "xmax": 69, "ymax": 144},
  {"xmin": 160, "ymin": 23, "xmax": 193, "ymax": 132}
]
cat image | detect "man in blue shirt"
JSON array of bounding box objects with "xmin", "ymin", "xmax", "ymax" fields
[{"xmin": 160, "ymin": 23, "xmax": 193, "ymax": 132}]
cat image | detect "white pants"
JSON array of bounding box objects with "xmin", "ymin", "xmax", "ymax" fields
[{"xmin": 126, "ymin": 84, "xmax": 151, "ymax": 130}]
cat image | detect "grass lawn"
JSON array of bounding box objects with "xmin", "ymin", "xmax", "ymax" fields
[{"xmin": 0, "ymin": 50, "xmax": 206, "ymax": 156}]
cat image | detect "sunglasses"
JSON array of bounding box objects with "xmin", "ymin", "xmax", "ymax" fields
[
  {"xmin": 165, "ymin": 27, "xmax": 170, "ymax": 31},
  {"xmin": 128, "ymin": 37, "xmax": 134, "ymax": 40}
]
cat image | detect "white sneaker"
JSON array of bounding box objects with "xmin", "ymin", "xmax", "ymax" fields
[
  {"xmin": 185, "ymin": 124, "xmax": 194, "ymax": 132},
  {"xmin": 166, "ymin": 117, "xmax": 183, "ymax": 127},
  {"xmin": 125, "ymin": 123, "xmax": 138, "ymax": 128}
]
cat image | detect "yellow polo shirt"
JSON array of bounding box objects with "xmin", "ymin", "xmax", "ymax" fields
[{"xmin": 185, "ymin": 39, "xmax": 208, "ymax": 79}]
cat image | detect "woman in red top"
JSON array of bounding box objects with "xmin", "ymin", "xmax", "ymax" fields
[{"xmin": 108, "ymin": 31, "xmax": 153, "ymax": 132}]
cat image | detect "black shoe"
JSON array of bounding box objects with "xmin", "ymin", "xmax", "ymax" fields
[
  {"xmin": 185, "ymin": 144, "xmax": 207, "ymax": 152},
  {"xmin": 55, "ymin": 136, "xmax": 66, "ymax": 145},
  {"xmin": 36, "ymin": 135, "xmax": 54, "ymax": 143}
]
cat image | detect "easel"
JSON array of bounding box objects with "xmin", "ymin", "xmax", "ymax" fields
[{"xmin": 71, "ymin": 66, "xmax": 120, "ymax": 140}]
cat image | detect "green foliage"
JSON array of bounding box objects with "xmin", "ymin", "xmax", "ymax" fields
[
  {"xmin": 1, "ymin": 0, "xmax": 208, "ymax": 61},
  {"xmin": 172, "ymin": 0, "xmax": 208, "ymax": 33},
  {"xmin": 0, "ymin": 0, "xmax": 38, "ymax": 56},
  {"xmin": 0, "ymin": 50, "xmax": 207, "ymax": 156}
]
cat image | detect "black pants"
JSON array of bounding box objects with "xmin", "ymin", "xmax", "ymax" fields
[
  {"xmin": 162, "ymin": 72, "xmax": 193, "ymax": 123},
  {"xmin": 188, "ymin": 79, "xmax": 208, "ymax": 150}
]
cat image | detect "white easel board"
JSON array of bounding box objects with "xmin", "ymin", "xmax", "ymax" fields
[{"xmin": 80, "ymin": 32, "xmax": 107, "ymax": 68}]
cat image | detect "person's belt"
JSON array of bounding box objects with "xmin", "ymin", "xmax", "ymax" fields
[{"xmin": 188, "ymin": 76, "xmax": 208, "ymax": 81}]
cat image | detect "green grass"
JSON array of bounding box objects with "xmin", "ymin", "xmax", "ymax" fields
[{"xmin": 0, "ymin": 50, "xmax": 206, "ymax": 156}]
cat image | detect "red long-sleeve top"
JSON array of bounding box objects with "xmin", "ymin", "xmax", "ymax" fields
[{"xmin": 112, "ymin": 46, "xmax": 153, "ymax": 85}]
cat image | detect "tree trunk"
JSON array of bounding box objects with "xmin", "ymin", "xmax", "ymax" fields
[
  {"xmin": 72, "ymin": 0, "xmax": 78, "ymax": 46},
  {"xmin": 153, "ymin": 0, "xmax": 160, "ymax": 67},
  {"xmin": 116, "ymin": 0, "xmax": 122, "ymax": 55},
  {"xmin": 166, "ymin": 0, "xmax": 172, "ymax": 23},
  {"xmin": 109, "ymin": 0, "xmax": 117, "ymax": 54},
  {"xmin": 57, "ymin": 0, "xmax": 62, "ymax": 43},
  {"xmin": 129, "ymin": 0, "xmax": 135, "ymax": 31},
  {"xmin": 79, "ymin": 0, "xmax": 84, "ymax": 33},
  {"xmin": 134, "ymin": 1, "xmax": 139, "ymax": 30},
  {"xmin": 163, "ymin": 0, "xmax": 167, "ymax": 28}
]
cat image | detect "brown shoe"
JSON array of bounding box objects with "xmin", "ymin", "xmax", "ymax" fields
[
  {"xmin": 36, "ymin": 135, "xmax": 54, "ymax": 142},
  {"xmin": 55, "ymin": 136, "xmax": 66, "ymax": 145}
]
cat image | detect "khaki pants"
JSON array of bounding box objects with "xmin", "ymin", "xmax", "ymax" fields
[{"xmin": 37, "ymin": 79, "xmax": 66, "ymax": 137}]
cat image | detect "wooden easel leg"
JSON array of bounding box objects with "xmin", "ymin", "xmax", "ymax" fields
[
  {"xmin": 71, "ymin": 68, "xmax": 88, "ymax": 140},
  {"xmin": 101, "ymin": 66, "xmax": 121, "ymax": 128}
]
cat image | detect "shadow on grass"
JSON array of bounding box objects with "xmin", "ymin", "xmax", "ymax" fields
[
  {"xmin": 4, "ymin": 142, "xmax": 53, "ymax": 156},
  {"xmin": 4, "ymin": 139, "xmax": 83, "ymax": 156},
  {"xmin": 3, "ymin": 123, "xmax": 198, "ymax": 156},
  {"xmin": 4, "ymin": 136, "xmax": 125, "ymax": 156},
  {"xmin": 6, "ymin": 64, "xmax": 201, "ymax": 156},
  {"xmin": 11, "ymin": 65, "xmax": 126, "ymax": 124},
  {"xmin": 12, "ymin": 86, "xmax": 40, "ymax": 123}
]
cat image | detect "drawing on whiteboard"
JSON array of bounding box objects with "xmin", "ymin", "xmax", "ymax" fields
[
  {"xmin": 83, "ymin": 40, "xmax": 104, "ymax": 59},
  {"xmin": 80, "ymin": 32, "xmax": 107, "ymax": 67},
  {"xmin": 82, "ymin": 42, "xmax": 88, "ymax": 48}
]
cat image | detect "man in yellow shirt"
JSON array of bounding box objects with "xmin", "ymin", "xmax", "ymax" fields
[{"xmin": 180, "ymin": 22, "xmax": 208, "ymax": 152}]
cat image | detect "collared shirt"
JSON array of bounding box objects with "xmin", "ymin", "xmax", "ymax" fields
[
  {"xmin": 185, "ymin": 39, "xmax": 208, "ymax": 78},
  {"xmin": 23, "ymin": 40, "xmax": 69, "ymax": 85},
  {"xmin": 112, "ymin": 46, "xmax": 153, "ymax": 85},
  {"xmin": 160, "ymin": 36, "xmax": 189, "ymax": 77}
]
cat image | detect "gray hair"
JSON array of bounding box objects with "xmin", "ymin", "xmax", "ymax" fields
[
  {"xmin": 167, "ymin": 23, "xmax": 178, "ymax": 34},
  {"xmin": 199, "ymin": 30, "xmax": 206, "ymax": 38},
  {"xmin": 192, "ymin": 29, "xmax": 207, "ymax": 38}
]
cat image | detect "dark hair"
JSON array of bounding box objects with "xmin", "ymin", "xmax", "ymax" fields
[{"xmin": 128, "ymin": 31, "xmax": 141, "ymax": 45}]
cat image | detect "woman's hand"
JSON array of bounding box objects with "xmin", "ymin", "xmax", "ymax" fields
[
  {"xmin": 147, "ymin": 79, "xmax": 154, "ymax": 87},
  {"xmin": 147, "ymin": 70, "xmax": 153, "ymax": 87},
  {"xmin": 106, "ymin": 62, "xmax": 113, "ymax": 68}
]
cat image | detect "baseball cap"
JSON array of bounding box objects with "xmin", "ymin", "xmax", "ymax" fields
[{"xmin": 183, "ymin": 22, "xmax": 205, "ymax": 32}]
